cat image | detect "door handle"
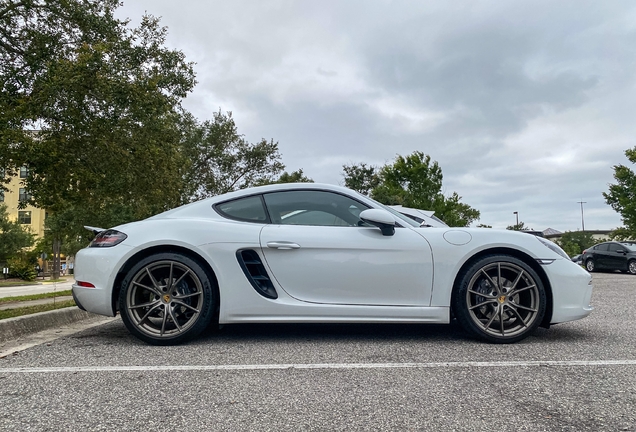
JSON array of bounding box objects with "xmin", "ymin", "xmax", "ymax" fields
[{"xmin": 267, "ymin": 241, "xmax": 301, "ymax": 250}]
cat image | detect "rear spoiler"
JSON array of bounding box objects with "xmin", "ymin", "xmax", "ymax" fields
[{"xmin": 84, "ymin": 226, "xmax": 106, "ymax": 236}]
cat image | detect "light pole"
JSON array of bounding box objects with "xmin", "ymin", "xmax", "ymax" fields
[
  {"xmin": 513, "ymin": 211, "xmax": 519, "ymax": 227},
  {"xmin": 578, "ymin": 200, "xmax": 586, "ymax": 232}
]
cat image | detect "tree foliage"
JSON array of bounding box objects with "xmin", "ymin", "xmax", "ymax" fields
[
  {"xmin": 555, "ymin": 231, "xmax": 597, "ymax": 257},
  {"xmin": 343, "ymin": 152, "xmax": 480, "ymax": 227},
  {"xmin": 604, "ymin": 148, "xmax": 636, "ymax": 239},
  {"xmin": 506, "ymin": 221, "xmax": 528, "ymax": 231},
  {"xmin": 342, "ymin": 163, "xmax": 379, "ymax": 196},
  {"xmin": 181, "ymin": 111, "xmax": 285, "ymax": 200},
  {"xmin": 0, "ymin": 0, "xmax": 196, "ymax": 243},
  {"xmin": 267, "ymin": 169, "xmax": 314, "ymax": 185},
  {"xmin": 0, "ymin": 204, "xmax": 35, "ymax": 264}
]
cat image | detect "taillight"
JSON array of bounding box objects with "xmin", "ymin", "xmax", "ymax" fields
[
  {"xmin": 77, "ymin": 281, "xmax": 96, "ymax": 288},
  {"xmin": 582, "ymin": 249, "xmax": 587, "ymax": 254},
  {"xmin": 89, "ymin": 229, "xmax": 127, "ymax": 247}
]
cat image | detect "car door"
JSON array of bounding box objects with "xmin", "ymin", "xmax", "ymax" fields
[
  {"xmin": 607, "ymin": 243, "xmax": 628, "ymax": 271},
  {"xmin": 259, "ymin": 190, "xmax": 433, "ymax": 306},
  {"xmin": 593, "ymin": 243, "xmax": 610, "ymax": 269}
]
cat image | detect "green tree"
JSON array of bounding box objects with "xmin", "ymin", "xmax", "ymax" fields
[
  {"xmin": 181, "ymin": 111, "xmax": 286, "ymax": 200},
  {"xmin": 270, "ymin": 169, "xmax": 314, "ymax": 184},
  {"xmin": 342, "ymin": 163, "xmax": 380, "ymax": 196},
  {"xmin": 506, "ymin": 222, "xmax": 529, "ymax": 231},
  {"xmin": 604, "ymin": 148, "xmax": 636, "ymax": 239},
  {"xmin": 344, "ymin": 152, "xmax": 480, "ymax": 227},
  {"xmin": 0, "ymin": 1, "xmax": 198, "ymax": 276},
  {"xmin": 556, "ymin": 231, "xmax": 597, "ymax": 257},
  {"xmin": 0, "ymin": 204, "xmax": 35, "ymax": 264},
  {"xmin": 476, "ymin": 224, "xmax": 492, "ymax": 228}
]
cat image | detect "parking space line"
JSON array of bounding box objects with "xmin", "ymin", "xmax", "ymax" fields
[{"xmin": 2, "ymin": 359, "xmax": 636, "ymax": 374}]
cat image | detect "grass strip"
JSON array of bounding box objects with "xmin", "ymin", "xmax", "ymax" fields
[
  {"xmin": 0, "ymin": 300, "xmax": 76, "ymax": 320},
  {"xmin": 0, "ymin": 290, "xmax": 73, "ymax": 304},
  {"xmin": 0, "ymin": 281, "xmax": 37, "ymax": 287}
]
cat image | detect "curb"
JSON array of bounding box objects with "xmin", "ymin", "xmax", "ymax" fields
[{"xmin": 0, "ymin": 307, "xmax": 98, "ymax": 344}]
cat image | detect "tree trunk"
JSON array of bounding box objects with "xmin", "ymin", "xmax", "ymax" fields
[{"xmin": 52, "ymin": 238, "xmax": 61, "ymax": 280}]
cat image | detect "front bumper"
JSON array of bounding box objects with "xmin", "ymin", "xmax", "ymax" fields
[{"xmin": 546, "ymin": 258, "xmax": 593, "ymax": 324}]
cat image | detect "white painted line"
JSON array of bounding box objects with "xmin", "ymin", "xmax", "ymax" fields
[{"xmin": 2, "ymin": 359, "xmax": 636, "ymax": 374}]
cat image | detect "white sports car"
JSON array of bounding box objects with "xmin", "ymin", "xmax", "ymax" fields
[{"xmin": 73, "ymin": 183, "xmax": 593, "ymax": 345}]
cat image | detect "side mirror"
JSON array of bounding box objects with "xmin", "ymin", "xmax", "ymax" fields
[{"xmin": 359, "ymin": 209, "xmax": 396, "ymax": 236}]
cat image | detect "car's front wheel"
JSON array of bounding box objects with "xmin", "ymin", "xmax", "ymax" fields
[
  {"xmin": 119, "ymin": 252, "xmax": 217, "ymax": 345},
  {"xmin": 452, "ymin": 255, "xmax": 547, "ymax": 344},
  {"xmin": 586, "ymin": 259, "xmax": 595, "ymax": 272}
]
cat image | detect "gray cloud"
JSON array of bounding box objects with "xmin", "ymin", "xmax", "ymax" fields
[{"xmin": 118, "ymin": 0, "xmax": 636, "ymax": 231}]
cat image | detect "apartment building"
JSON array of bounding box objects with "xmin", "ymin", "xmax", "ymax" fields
[{"xmin": 1, "ymin": 167, "xmax": 46, "ymax": 238}]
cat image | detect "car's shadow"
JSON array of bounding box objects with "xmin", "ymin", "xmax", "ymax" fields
[
  {"xmin": 76, "ymin": 318, "xmax": 594, "ymax": 347},
  {"xmin": 201, "ymin": 322, "xmax": 464, "ymax": 344}
]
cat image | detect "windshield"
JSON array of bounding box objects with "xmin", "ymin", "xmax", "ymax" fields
[
  {"xmin": 364, "ymin": 197, "xmax": 421, "ymax": 227},
  {"xmin": 621, "ymin": 242, "xmax": 636, "ymax": 251}
]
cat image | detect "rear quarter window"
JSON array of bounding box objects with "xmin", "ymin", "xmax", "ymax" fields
[{"xmin": 215, "ymin": 195, "xmax": 268, "ymax": 223}]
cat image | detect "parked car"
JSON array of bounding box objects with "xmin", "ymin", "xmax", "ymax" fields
[
  {"xmin": 73, "ymin": 183, "xmax": 593, "ymax": 345},
  {"xmin": 388, "ymin": 205, "xmax": 448, "ymax": 227},
  {"xmin": 571, "ymin": 254, "xmax": 583, "ymax": 265},
  {"xmin": 581, "ymin": 241, "xmax": 636, "ymax": 274}
]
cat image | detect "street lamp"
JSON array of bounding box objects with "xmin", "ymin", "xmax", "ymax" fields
[
  {"xmin": 578, "ymin": 201, "xmax": 586, "ymax": 232},
  {"xmin": 513, "ymin": 211, "xmax": 519, "ymax": 227}
]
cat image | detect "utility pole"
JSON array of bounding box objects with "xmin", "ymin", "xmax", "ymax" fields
[
  {"xmin": 578, "ymin": 200, "xmax": 586, "ymax": 232},
  {"xmin": 513, "ymin": 211, "xmax": 519, "ymax": 227}
]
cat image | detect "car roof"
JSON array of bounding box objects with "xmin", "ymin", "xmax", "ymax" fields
[{"xmin": 148, "ymin": 183, "xmax": 375, "ymax": 220}]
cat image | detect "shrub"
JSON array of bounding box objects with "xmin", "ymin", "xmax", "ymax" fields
[{"xmin": 8, "ymin": 254, "xmax": 37, "ymax": 282}]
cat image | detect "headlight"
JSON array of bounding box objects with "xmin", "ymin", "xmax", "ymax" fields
[
  {"xmin": 536, "ymin": 236, "xmax": 569, "ymax": 259},
  {"xmin": 89, "ymin": 229, "xmax": 128, "ymax": 247}
]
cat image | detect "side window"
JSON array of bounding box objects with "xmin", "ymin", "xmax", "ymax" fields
[
  {"xmin": 263, "ymin": 190, "xmax": 370, "ymax": 227},
  {"xmin": 215, "ymin": 195, "xmax": 267, "ymax": 223},
  {"xmin": 609, "ymin": 243, "xmax": 625, "ymax": 253},
  {"xmin": 596, "ymin": 243, "xmax": 609, "ymax": 252}
]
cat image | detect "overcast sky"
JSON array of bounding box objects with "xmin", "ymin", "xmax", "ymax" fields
[{"xmin": 117, "ymin": 1, "xmax": 636, "ymax": 231}]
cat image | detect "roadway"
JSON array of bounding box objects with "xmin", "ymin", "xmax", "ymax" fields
[{"xmin": 0, "ymin": 272, "xmax": 634, "ymax": 431}]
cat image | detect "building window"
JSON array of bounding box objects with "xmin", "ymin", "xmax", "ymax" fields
[
  {"xmin": 19, "ymin": 166, "xmax": 28, "ymax": 178},
  {"xmin": 19, "ymin": 188, "xmax": 31, "ymax": 202},
  {"xmin": 18, "ymin": 211, "xmax": 31, "ymax": 224}
]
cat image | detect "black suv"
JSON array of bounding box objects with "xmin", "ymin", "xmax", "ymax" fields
[{"xmin": 581, "ymin": 241, "xmax": 636, "ymax": 274}]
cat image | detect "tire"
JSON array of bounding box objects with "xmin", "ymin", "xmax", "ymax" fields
[
  {"xmin": 628, "ymin": 260, "xmax": 636, "ymax": 275},
  {"xmin": 119, "ymin": 252, "xmax": 217, "ymax": 345},
  {"xmin": 452, "ymin": 255, "xmax": 547, "ymax": 344},
  {"xmin": 585, "ymin": 259, "xmax": 595, "ymax": 272}
]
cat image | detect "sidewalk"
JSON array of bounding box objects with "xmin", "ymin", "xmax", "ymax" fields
[
  {"xmin": 0, "ymin": 295, "xmax": 74, "ymax": 311},
  {"xmin": 0, "ymin": 277, "xmax": 74, "ymax": 299}
]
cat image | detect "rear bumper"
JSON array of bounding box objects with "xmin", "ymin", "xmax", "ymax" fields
[{"xmin": 72, "ymin": 244, "xmax": 135, "ymax": 317}]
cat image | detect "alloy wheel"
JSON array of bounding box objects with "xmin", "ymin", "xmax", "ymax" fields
[
  {"xmin": 126, "ymin": 260, "xmax": 204, "ymax": 339},
  {"xmin": 465, "ymin": 261, "xmax": 541, "ymax": 339}
]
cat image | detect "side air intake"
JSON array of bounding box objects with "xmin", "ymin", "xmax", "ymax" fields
[{"xmin": 236, "ymin": 249, "xmax": 278, "ymax": 299}]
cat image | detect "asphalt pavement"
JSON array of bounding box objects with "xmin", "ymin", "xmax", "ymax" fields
[{"xmin": 0, "ymin": 272, "xmax": 635, "ymax": 431}]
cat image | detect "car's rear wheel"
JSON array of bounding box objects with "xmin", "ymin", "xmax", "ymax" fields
[
  {"xmin": 453, "ymin": 255, "xmax": 546, "ymax": 344},
  {"xmin": 119, "ymin": 253, "xmax": 217, "ymax": 345},
  {"xmin": 586, "ymin": 259, "xmax": 595, "ymax": 272},
  {"xmin": 628, "ymin": 260, "xmax": 636, "ymax": 275}
]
